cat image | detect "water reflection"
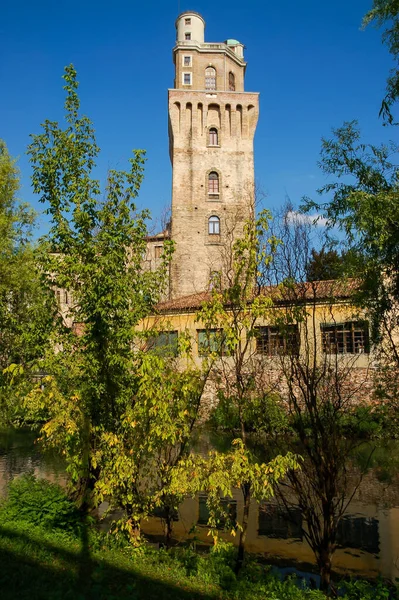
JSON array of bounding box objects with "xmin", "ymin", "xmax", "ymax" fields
[
  {"xmin": 0, "ymin": 428, "xmax": 66, "ymax": 496},
  {"xmin": 1, "ymin": 428, "xmax": 399, "ymax": 582}
]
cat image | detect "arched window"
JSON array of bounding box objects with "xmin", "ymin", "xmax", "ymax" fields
[
  {"xmin": 229, "ymin": 72, "xmax": 235, "ymax": 91},
  {"xmin": 208, "ymin": 171, "xmax": 219, "ymax": 194},
  {"xmin": 205, "ymin": 66, "xmax": 216, "ymax": 90},
  {"xmin": 208, "ymin": 215, "xmax": 220, "ymax": 235},
  {"xmin": 209, "ymin": 127, "xmax": 218, "ymax": 145}
]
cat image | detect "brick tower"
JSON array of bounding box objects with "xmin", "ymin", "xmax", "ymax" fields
[{"xmin": 168, "ymin": 11, "xmax": 259, "ymax": 299}]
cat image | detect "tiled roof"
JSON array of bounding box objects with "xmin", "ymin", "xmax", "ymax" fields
[
  {"xmin": 146, "ymin": 229, "xmax": 170, "ymax": 242},
  {"xmin": 155, "ymin": 279, "xmax": 360, "ymax": 314}
]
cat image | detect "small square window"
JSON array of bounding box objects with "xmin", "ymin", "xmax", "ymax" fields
[
  {"xmin": 197, "ymin": 329, "xmax": 227, "ymax": 356},
  {"xmin": 185, "ymin": 18, "xmax": 191, "ymax": 25},
  {"xmin": 154, "ymin": 246, "xmax": 162, "ymax": 259},
  {"xmin": 183, "ymin": 55, "xmax": 192, "ymax": 67},
  {"xmin": 185, "ymin": 32, "xmax": 191, "ymax": 40},
  {"xmin": 148, "ymin": 331, "xmax": 179, "ymax": 358},
  {"xmin": 183, "ymin": 72, "xmax": 192, "ymax": 85}
]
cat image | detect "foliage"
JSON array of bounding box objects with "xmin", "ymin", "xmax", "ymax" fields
[
  {"xmin": 211, "ymin": 392, "xmax": 291, "ymax": 436},
  {"xmin": 363, "ymin": 0, "xmax": 399, "ymax": 123},
  {"xmin": 258, "ymin": 205, "xmax": 382, "ymax": 592},
  {"xmin": 170, "ymin": 440, "xmax": 299, "ymax": 542},
  {"xmin": 301, "ymin": 120, "xmax": 399, "ymax": 436},
  {"xmin": 302, "ymin": 120, "xmax": 399, "ymax": 337},
  {"xmin": 0, "ymin": 513, "xmax": 394, "ymax": 599},
  {"xmin": 306, "ymin": 247, "xmax": 346, "ymax": 282},
  {"xmin": 24, "ymin": 64, "xmax": 174, "ymax": 512},
  {"xmin": 0, "ymin": 140, "xmax": 55, "ymax": 424},
  {"xmin": 93, "ymin": 353, "xmax": 208, "ymax": 544},
  {"xmin": 195, "ymin": 208, "xmax": 300, "ymax": 572},
  {"xmin": 0, "ymin": 474, "xmax": 82, "ymax": 533},
  {"xmin": 342, "ymin": 578, "xmax": 391, "ymax": 600}
]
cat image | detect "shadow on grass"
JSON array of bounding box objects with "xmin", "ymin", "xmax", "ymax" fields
[{"xmin": 0, "ymin": 523, "xmax": 218, "ymax": 600}]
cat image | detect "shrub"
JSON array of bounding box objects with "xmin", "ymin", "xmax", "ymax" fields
[{"xmin": 0, "ymin": 474, "xmax": 82, "ymax": 533}]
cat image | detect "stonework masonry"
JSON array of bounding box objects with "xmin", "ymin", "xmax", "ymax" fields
[{"xmin": 167, "ymin": 11, "xmax": 259, "ymax": 299}]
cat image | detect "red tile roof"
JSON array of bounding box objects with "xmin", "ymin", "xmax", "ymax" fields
[{"xmin": 155, "ymin": 279, "xmax": 360, "ymax": 314}]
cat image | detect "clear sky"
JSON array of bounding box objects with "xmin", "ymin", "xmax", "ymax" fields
[{"xmin": 1, "ymin": 0, "xmax": 395, "ymax": 235}]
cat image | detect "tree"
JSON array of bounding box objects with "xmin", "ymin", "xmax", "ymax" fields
[
  {"xmin": 363, "ymin": 0, "xmax": 399, "ymax": 123},
  {"xmin": 302, "ymin": 121, "xmax": 399, "ymax": 368},
  {"xmin": 0, "ymin": 140, "xmax": 55, "ymax": 423},
  {"xmin": 93, "ymin": 352, "xmax": 209, "ymax": 545},
  {"xmin": 25, "ymin": 65, "xmax": 174, "ymax": 511},
  {"xmin": 195, "ymin": 208, "xmax": 299, "ymax": 573},
  {"xmin": 262, "ymin": 208, "xmax": 380, "ymax": 593},
  {"xmin": 306, "ymin": 247, "xmax": 345, "ymax": 282}
]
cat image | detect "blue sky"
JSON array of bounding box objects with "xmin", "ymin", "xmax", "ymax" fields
[{"xmin": 1, "ymin": 0, "xmax": 395, "ymax": 235}]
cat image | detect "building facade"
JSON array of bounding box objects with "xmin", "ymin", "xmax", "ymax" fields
[{"xmin": 167, "ymin": 11, "xmax": 259, "ymax": 299}]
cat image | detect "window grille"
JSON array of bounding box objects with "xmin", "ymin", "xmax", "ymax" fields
[
  {"xmin": 205, "ymin": 66, "xmax": 216, "ymax": 90},
  {"xmin": 209, "ymin": 127, "xmax": 218, "ymax": 145},
  {"xmin": 258, "ymin": 504, "xmax": 303, "ymax": 539},
  {"xmin": 321, "ymin": 321, "xmax": 369, "ymax": 354},
  {"xmin": 208, "ymin": 215, "xmax": 220, "ymax": 235},
  {"xmin": 255, "ymin": 325, "xmax": 300, "ymax": 356},
  {"xmin": 208, "ymin": 172, "xmax": 219, "ymax": 194}
]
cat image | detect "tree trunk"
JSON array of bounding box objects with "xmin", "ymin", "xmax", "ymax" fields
[
  {"xmin": 318, "ymin": 547, "xmax": 333, "ymax": 593},
  {"xmin": 126, "ymin": 503, "xmax": 141, "ymax": 545},
  {"xmin": 164, "ymin": 508, "xmax": 173, "ymax": 548},
  {"xmin": 235, "ymin": 483, "xmax": 251, "ymax": 574}
]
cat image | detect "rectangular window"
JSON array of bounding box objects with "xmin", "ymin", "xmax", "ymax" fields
[
  {"xmin": 258, "ymin": 504, "xmax": 302, "ymax": 540},
  {"xmin": 183, "ymin": 72, "xmax": 192, "ymax": 85},
  {"xmin": 154, "ymin": 245, "xmax": 163, "ymax": 259},
  {"xmin": 197, "ymin": 329, "xmax": 227, "ymax": 356},
  {"xmin": 148, "ymin": 331, "xmax": 179, "ymax": 357},
  {"xmin": 321, "ymin": 321, "xmax": 369, "ymax": 354},
  {"xmin": 183, "ymin": 55, "xmax": 192, "ymax": 67},
  {"xmin": 198, "ymin": 495, "xmax": 237, "ymax": 528},
  {"xmin": 337, "ymin": 516, "xmax": 379, "ymax": 554},
  {"xmin": 255, "ymin": 325, "xmax": 299, "ymax": 356},
  {"xmin": 209, "ymin": 130, "xmax": 218, "ymax": 145},
  {"xmin": 185, "ymin": 32, "xmax": 191, "ymax": 40},
  {"xmin": 185, "ymin": 17, "xmax": 191, "ymax": 25}
]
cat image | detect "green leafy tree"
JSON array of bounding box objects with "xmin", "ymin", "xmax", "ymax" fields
[
  {"xmin": 93, "ymin": 353, "xmax": 209, "ymax": 545},
  {"xmin": 195, "ymin": 209, "xmax": 298, "ymax": 572},
  {"xmin": 302, "ymin": 121, "xmax": 399, "ymax": 375},
  {"xmin": 306, "ymin": 247, "xmax": 346, "ymax": 282},
  {"xmin": 0, "ymin": 140, "xmax": 55, "ymax": 423},
  {"xmin": 363, "ymin": 0, "xmax": 399, "ymax": 123},
  {"xmin": 26, "ymin": 65, "xmax": 173, "ymax": 510},
  {"xmin": 169, "ymin": 439, "xmax": 299, "ymax": 550}
]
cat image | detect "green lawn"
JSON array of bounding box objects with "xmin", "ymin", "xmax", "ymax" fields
[{"xmin": 0, "ymin": 517, "xmax": 394, "ymax": 600}]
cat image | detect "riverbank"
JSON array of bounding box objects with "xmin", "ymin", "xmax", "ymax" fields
[{"xmin": 0, "ymin": 515, "xmax": 395, "ymax": 600}]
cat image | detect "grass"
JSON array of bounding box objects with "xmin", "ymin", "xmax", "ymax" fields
[
  {"xmin": 0, "ymin": 476, "xmax": 394, "ymax": 600},
  {"xmin": 0, "ymin": 515, "xmax": 332, "ymax": 600}
]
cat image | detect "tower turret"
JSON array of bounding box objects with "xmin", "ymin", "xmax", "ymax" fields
[
  {"xmin": 168, "ymin": 12, "xmax": 259, "ymax": 298},
  {"xmin": 175, "ymin": 11, "xmax": 205, "ymax": 44}
]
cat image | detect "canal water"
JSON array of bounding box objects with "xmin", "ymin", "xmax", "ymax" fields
[{"xmin": 1, "ymin": 427, "xmax": 399, "ymax": 582}]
